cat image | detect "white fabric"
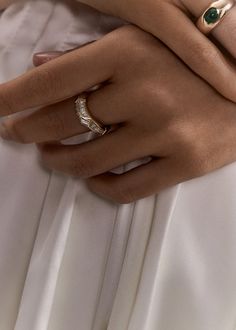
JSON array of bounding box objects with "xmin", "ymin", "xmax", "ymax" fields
[{"xmin": 0, "ymin": 1, "xmax": 236, "ymax": 329}]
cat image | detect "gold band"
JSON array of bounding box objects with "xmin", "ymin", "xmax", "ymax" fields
[
  {"xmin": 75, "ymin": 94, "xmax": 109, "ymax": 135},
  {"xmin": 196, "ymin": 0, "xmax": 235, "ymax": 34}
]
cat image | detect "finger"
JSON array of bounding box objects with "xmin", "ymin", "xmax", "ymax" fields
[
  {"xmin": 0, "ymin": 38, "xmax": 114, "ymax": 116},
  {"xmin": 33, "ymin": 51, "xmax": 65, "ymax": 66},
  {"xmin": 0, "ymin": 97, "xmax": 88, "ymax": 143},
  {"xmin": 37, "ymin": 128, "xmax": 155, "ymax": 178},
  {"xmin": 185, "ymin": 0, "xmax": 236, "ymax": 58},
  {"xmin": 126, "ymin": 1, "xmax": 236, "ymax": 102},
  {"xmin": 0, "ymin": 85, "xmax": 126, "ymax": 143},
  {"xmin": 32, "ymin": 42, "xmax": 97, "ymax": 67},
  {"xmin": 0, "ymin": 0, "xmax": 15, "ymax": 9},
  {"xmin": 86, "ymin": 158, "xmax": 181, "ymax": 204}
]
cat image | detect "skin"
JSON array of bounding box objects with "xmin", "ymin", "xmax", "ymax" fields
[
  {"xmin": 1, "ymin": 26, "xmax": 236, "ymax": 203},
  {"xmin": 0, "ymin": 0, "xmax": 15, "ymax": 9},
  {"xmin": 77, "ymin": 0, "xmax": 236, "ymax": 102}
]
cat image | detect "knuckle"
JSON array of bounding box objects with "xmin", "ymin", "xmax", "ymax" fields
[
  {"xmin": 45, "ymin": 110, "xmax": 67, "ymax": 139},
  {"xmin": 194, "ymin": 160, "xmax": 211, "ymax": 177},
  {"xmin": 111, "ymin": 182, "xmax": 137, "ymax": 204},
  {"xmin": 0, "ymin": 87, "xmax": 15, "ymax": 115},
  {"xmin": 38, "ymin": 145, "xmax": 98, "ymax": 178},
  {"xmin": 165, "ymin": 121, "xmax": 191, "ymax": 148},
  {"xmin": 185, "ymin": 40, "xmax": 219, "ymax": 70},
  {"xmin": 152, "ymin": 87, "xmax": 175, "ymax": 114},
  {"xmin": 2, "ymin": 120, "xmax": 27, "ymax": 143},
  {"xmin": 114, "ymin": 26, "xmax": 163, "ymax": 68},
  {"xmin": 69, "ymin": 154, "xmax": 95, "ymax": 178},
  {"xmin": 187, "ymin": 148, "xmax": 212, "ymax": 177},
  {"xmin": 180, "ymin": 134, "xmax": 209, "ymax": 175},
  {"xmin": 87, "ymin": 176, "xmax": 137, "ymax": 204},
  {"xmin": 167, "ymin": 122, "xmax": 211, "ymax": 177}
]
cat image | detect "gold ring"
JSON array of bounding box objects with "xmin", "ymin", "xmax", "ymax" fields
[
  {"xmin": 196, "ymin": 0, "xmax": 235, "ymax": 34},
  {"xmin": 75, "ymin": 93, "xmax": 109, "ymax": 135}
]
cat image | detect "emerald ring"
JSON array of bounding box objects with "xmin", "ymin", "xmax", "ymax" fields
[{"xmin": 196, "ymin": 0, "xmax": 235, "ymax": 34}]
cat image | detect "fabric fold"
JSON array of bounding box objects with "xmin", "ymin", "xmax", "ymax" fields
[{"xmin": 14, "ymin": 178, "xmax": 77, "ymax": 330}]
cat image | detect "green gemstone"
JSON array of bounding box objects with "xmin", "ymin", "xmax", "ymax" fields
[{"xmin": 204, "ymin": 7, "xmax": 220, "ymax": 25}]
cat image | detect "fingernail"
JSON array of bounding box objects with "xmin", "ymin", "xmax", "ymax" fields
[
  {"xmin": 0, "ymin": 124, "xmax": 12, "ymax": 140},
  {"xmin": 33, "ymin": 51, "xmax": 64, "ymax": 66}
]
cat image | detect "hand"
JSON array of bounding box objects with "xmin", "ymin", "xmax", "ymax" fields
[
  {"xmin": 1, "ymin": 26, "xmax": 236, "ymax": 203},
  {"xmin": 78, "ymin": 0, "xmax": 236, "ymax": 103}
]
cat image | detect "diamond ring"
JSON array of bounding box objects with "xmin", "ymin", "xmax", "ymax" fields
[{"xmin": 75, "ymin": 93, "xmax": 109, "ymax": 135}]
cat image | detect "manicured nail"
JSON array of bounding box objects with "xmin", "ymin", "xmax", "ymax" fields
[
  {"xmin": 0, "ymin": 124, "xmax": 11, "ymax": 140},
  {"xmin": 33, "ymin": 51, "xmax": 64, "ymax": 66}
]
